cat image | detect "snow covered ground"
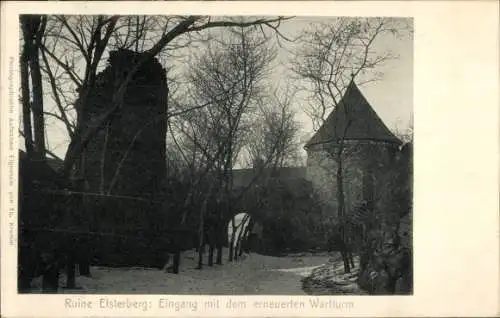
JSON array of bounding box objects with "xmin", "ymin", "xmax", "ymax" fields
[
  {"xmin": 30, "ymin": 248, "xmax": 332, "ymax": 294},
  {"xmin": 301, "ymin": 256, "xmax": 368, "ymax": 295}
]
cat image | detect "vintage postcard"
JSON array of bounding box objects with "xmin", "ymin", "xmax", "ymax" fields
[{"xmin": 1, "ymin": 1, "xmax": 498, "ymax": 317}]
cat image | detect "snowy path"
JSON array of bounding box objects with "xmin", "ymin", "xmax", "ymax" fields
[{"xmin": 31, "ymin": 249, "xmax": 332, "ymax": 294}]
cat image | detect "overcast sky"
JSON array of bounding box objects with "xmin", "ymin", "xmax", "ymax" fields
[
  {"xmin": 277, "ymin": 17, "xmax": 413, "ymax": 145},
  {"xmin": 26, "ymin": 16, "xmax": 413, "ymax": 160}
]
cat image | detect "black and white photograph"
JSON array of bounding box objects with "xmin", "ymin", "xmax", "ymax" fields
[{"xmin": 16, "ymin": 14, "xmax": 415, "ymax": 295}]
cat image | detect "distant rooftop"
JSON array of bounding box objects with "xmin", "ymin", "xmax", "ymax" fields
[{"xmin": 231, "ymin": 166, "xmax": 307, "ymax": 189}]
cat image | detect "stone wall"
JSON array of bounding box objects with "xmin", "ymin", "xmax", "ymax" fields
[
  {"xmin": 80, "ymin": 50, "xmax": 169, "ymax": 266},
  {"xmin": 83, "ymin": 49, "xmax": 167, "ymax": 199},
  {"xmin": 305, "ymin": 140, "xmax": 399, "ymax": 220},
  {"xmin": 304, "ymin": 140, "xmax": 412, "ymax": 295}
]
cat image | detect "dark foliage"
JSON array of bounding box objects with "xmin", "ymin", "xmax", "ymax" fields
[
  {"xmin": 357, "ymin": 142, "xmax": 413, "ymax": 294},
  {"xmin": 237, "ymin": 177, "xmax": 329, "ymax": 256}
]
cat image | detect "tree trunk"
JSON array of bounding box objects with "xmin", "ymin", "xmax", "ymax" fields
[
  {"xmin": 215, "ymin": 221, "xmax": 223, "ymax": 265},
  {"xmin": 340, "ymin": 250, "xmax": 350, "ymax": 274},
  {"xmin": 233, "ymin": 216, "xmax": 248, "ymax": 261},
  {"xmin": 42, "ymin": 265, "xmax": 59, "ymax": 294},
  {"xmin": 78, "ymin": 261, "xmax": 90, "ymax": 277},
  {"xmin": 196, "ymin": 218, "xmax": 204, "ymax": 270},
  {"xmin": 228, "ymin": 216, "xmax": 237, "ymax": 262},
  {"xmin": 208, "ymin": 241, "xmax": 215, "ymax": 266},
  {"xmin": 233, "ymin": 231, "xmax": 239, "ymax": 261},
  {"xmin": 196, "ymin": 184, "xmax": 216, "ymax": 270},
  {"xmin": 78, "ymin": 235, "xmax": 91, "ymax": 277},
  {"xmin": 339, "ymin": 226, "xmax": 351, "ymax": 273},
  {"xmin": 65, "ymin": 250, "xmax": 76, "ymax": 289},
  {"xmin": 225, "ymin": 136, "xmax": 235, "ymax": 261},
  {"xmin": 335, "ymin": 150, "xmax": 352, "ymax": 273},
  {"xmin": 77, "ymin": 235, "xmax": 91, "ymax": 277},
  {"xmin": 234, "ymin": 237, "xmax": 240, "ymax": 261},
  {"xmin": 29, "ymin": 47, "xmax": 46, "ymax": 161},
  {"xmin": 238, "ymin": 237, "xmax": 245, "ymax": 257},
  {"xmin": 235, "ymin": 214, "xmax": 250, "ymax": 258},
  {"xmin": 207, "ymin": 220, "xmax": 215, "ymax": 266},
  {"xmin": 172, "ymin": 250, "xmax": 180, "ymax": 274},
  {"xmin": 213, "ymin": 172, "xmax": 226, "ymax": 265},
  {"xmin": 240, "ymin": 221, "xmax": 253, "ymax": 256},
  {"xmin": 336, "ymin": 158, "xmax": 345, "ymax": 218},
  {"xmin": 20, "ymin": 16, "xmax": 47, "ymax": 160},
  {"xmin": 348, "ymin": 250, "xmax": 355, "ymax": 268},
  {"xmin": 20, "ymin": 38, "xmax": 34, "ymax": 157},
  {"xmin": 26, "ymin": 16, "xmax": 47, "ymax": 161},
  {"xmin": 216, "ymin": 245, "xmax": 223, "ymax": 264}
]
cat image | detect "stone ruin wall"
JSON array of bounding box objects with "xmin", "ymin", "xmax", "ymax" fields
[
  {"xmin": 82, "ymin": 50, "xmax": 168, "ymax": 200},
  {"xmin": 78, "ymin": 50, "xmax": 171, "ymax": 267},
  {"xmin": 80, "ymin": 49, "xmax": 169, "ymax": 239}
]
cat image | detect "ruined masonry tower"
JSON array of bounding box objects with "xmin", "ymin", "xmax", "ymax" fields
[{"xmin": 83, "ymin": 49, "xmax": 167, "ymax": 200}]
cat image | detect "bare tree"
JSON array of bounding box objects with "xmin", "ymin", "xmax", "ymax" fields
[
  {"xmin": 291, "ymin": 17, "xmax": 412, "ymax": 273},
  {"xmin": 244, "ymin": 86, "xmax": 301, "ymax": 169},
  {"xmin": 291, "ymin": 17, "xmax": 411, "ymax": 130},
  {"xmin": 176, "ymin": 25, "xmax": 276, "ymax": 267},
  {"xmin": 19, "ymin": 14, "xmax": 292, "ymax": 288},
  {"xmin": 26, "ymin": 15, "xmax": 291, "ymax": 180},
  {"xmin": 20, "ymin": 15, "xmax": 48, "ymax": 161},
  {"xmin": 394, "ymin": 116, "xmax": 413, "ymax": 144}
]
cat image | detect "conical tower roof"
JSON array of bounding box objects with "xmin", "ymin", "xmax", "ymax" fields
[{"xmin": 305, "ymin": 81, "xmax": 402, "ymax": 149}]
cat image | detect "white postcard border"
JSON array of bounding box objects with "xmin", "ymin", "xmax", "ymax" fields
[{"xmin": 1, "ymin": 1, "xmax": 499, "ymax": 317}]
